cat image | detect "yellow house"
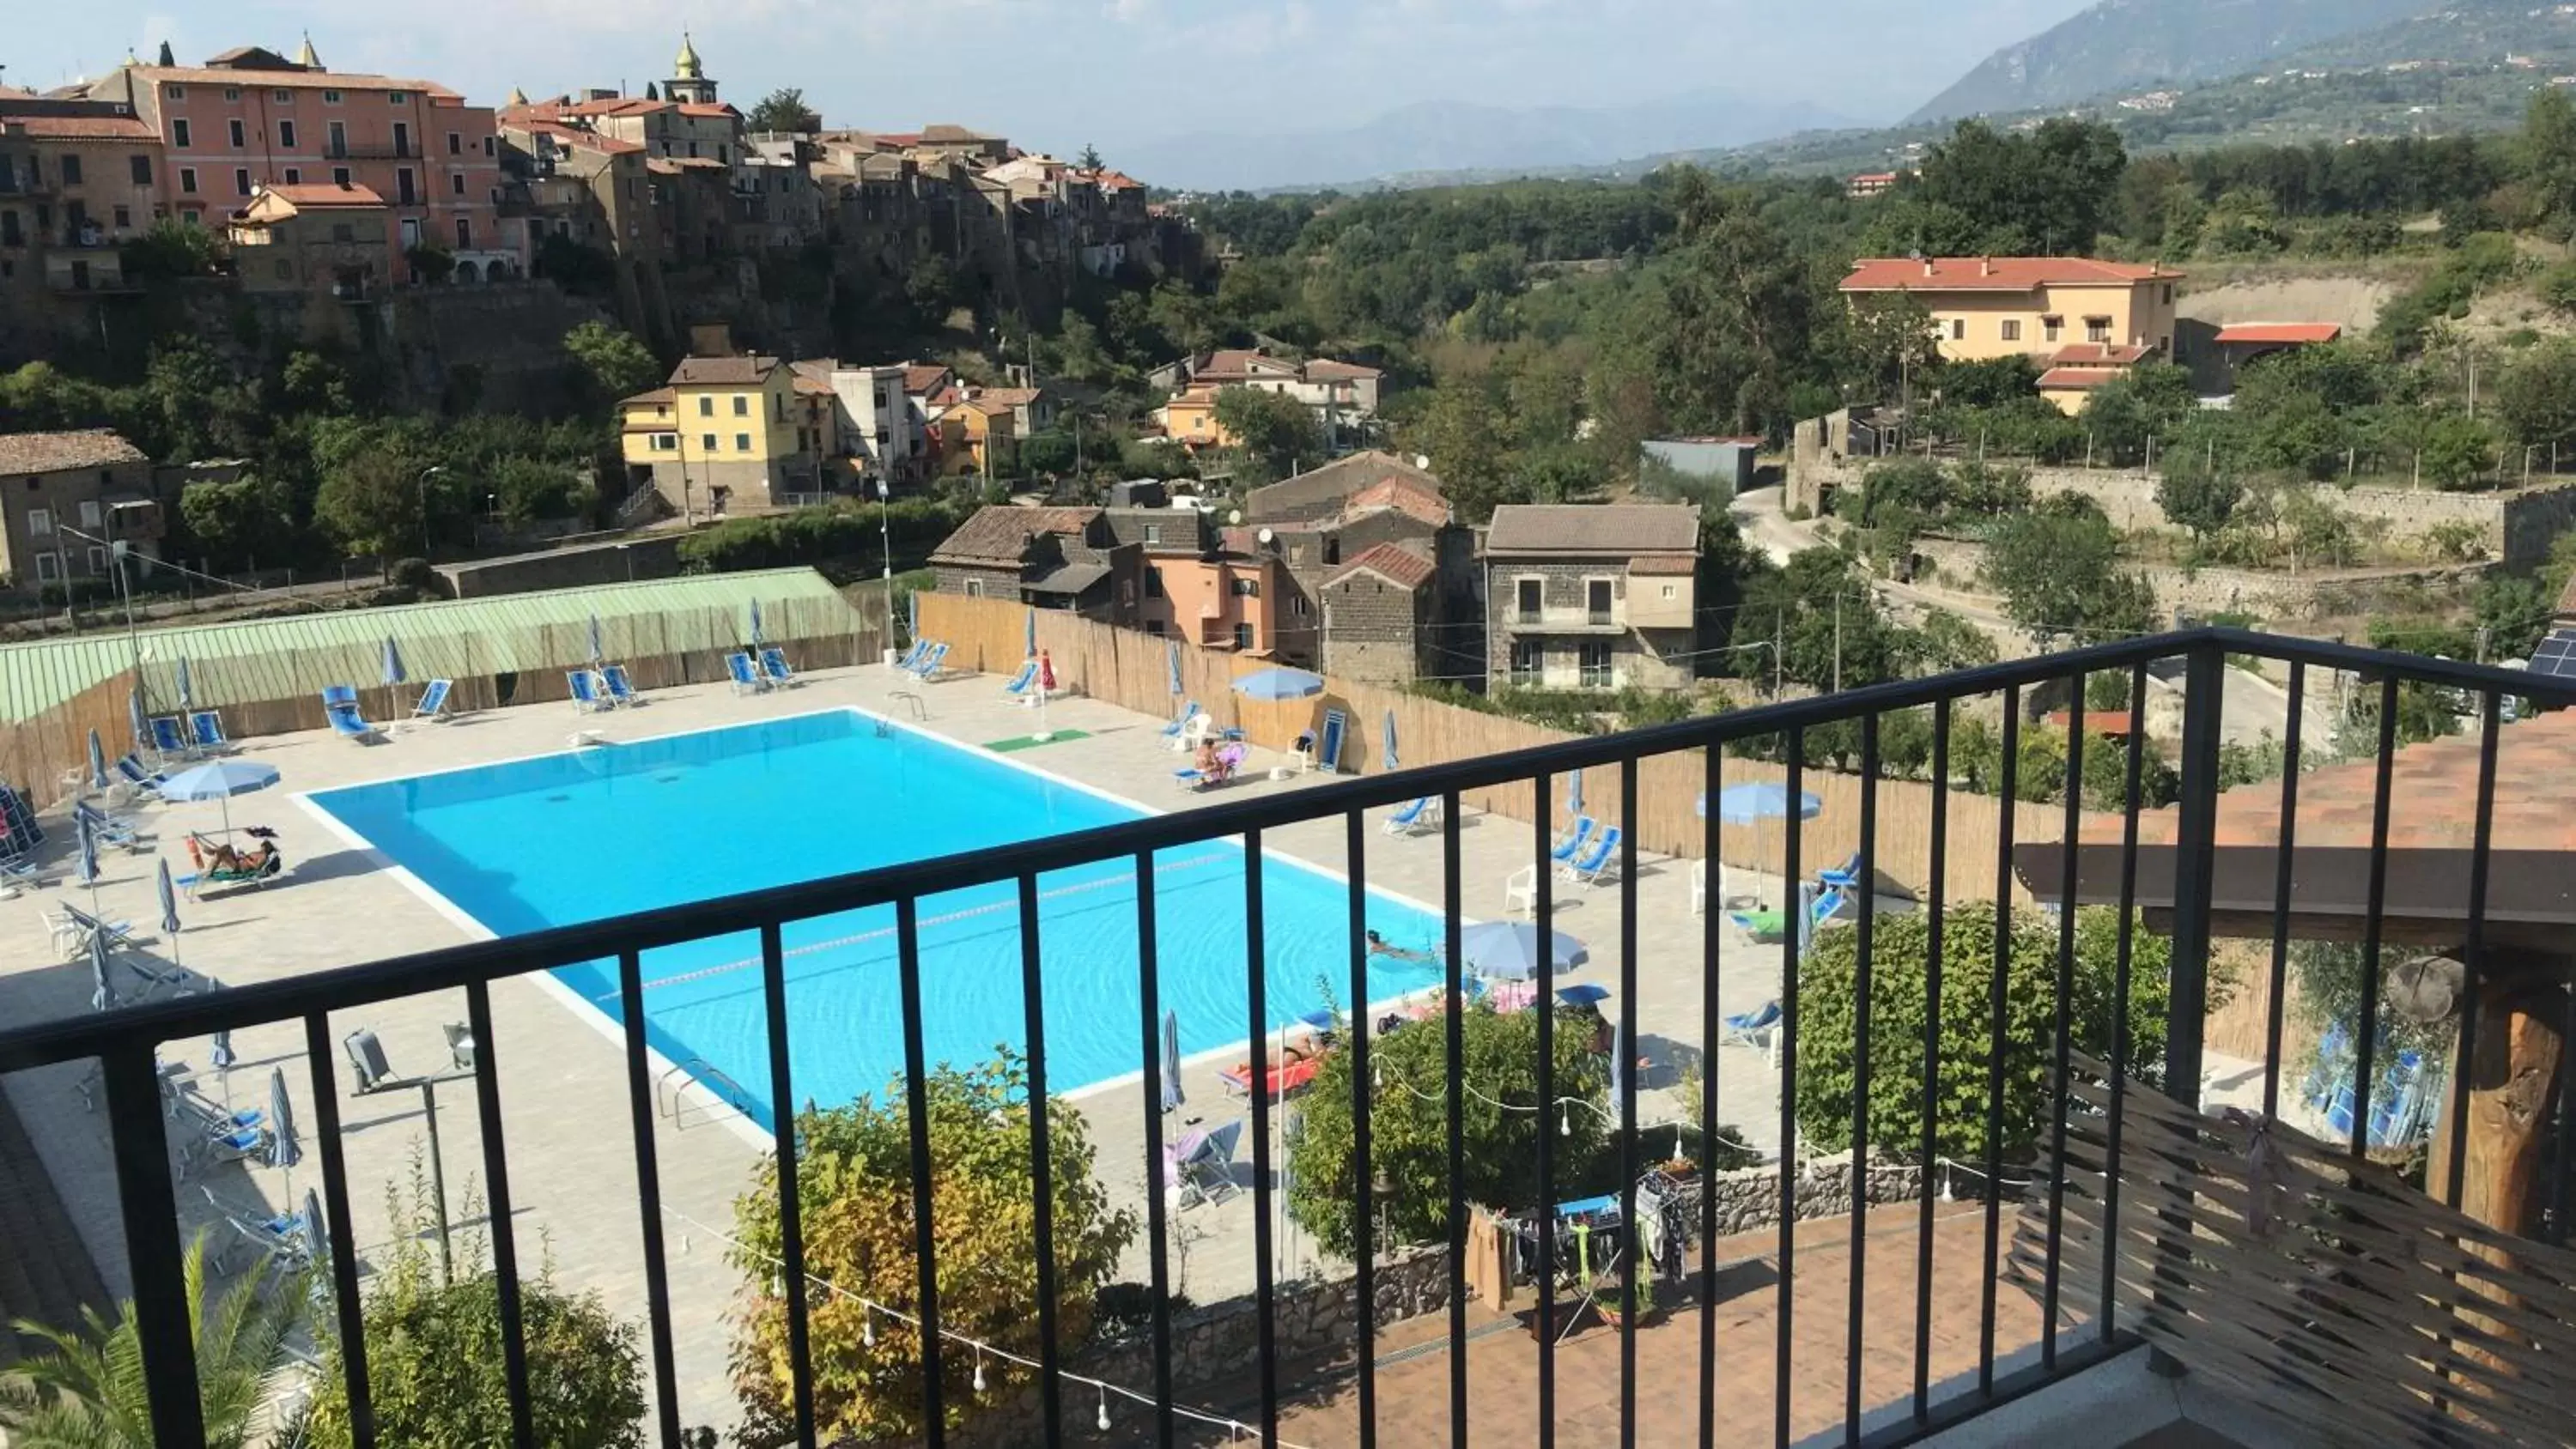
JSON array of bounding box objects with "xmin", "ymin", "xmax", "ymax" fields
[
  {"xmin": 2036, "ymin": 343, "xmax": 2152, "ymax": 415},
  {"xmin": 1840, "ymin": 257, "xmax": 2184, "ymax": 364},
  {"xmin": 1153, "ymin": 386, "xmax": 1236, "ymax": 450},
  {"xmin": 618, "ymin": 355, "xmax": 823, "ymax": 514},
  {"xmin": 935, "ymin": 398, "xmax": 1018, "ymax": 476}
]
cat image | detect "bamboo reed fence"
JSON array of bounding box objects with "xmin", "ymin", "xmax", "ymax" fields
[{"xmin": 920, "ymin": 593, "xmax": 2085, "ymax": 905}]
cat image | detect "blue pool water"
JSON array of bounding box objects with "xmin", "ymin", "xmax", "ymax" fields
[{"xmin": 308, "ymin": 711, "xmax": 1449, "ymax": 1127}]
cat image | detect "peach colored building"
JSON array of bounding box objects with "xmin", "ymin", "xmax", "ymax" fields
[
  {"xmin": 77, "ymin": 39, "xmax": 521, "ymax": 281},
  {"xmin": 0, "ymin": 101, "xmax": 163, "ymax": 298},
  {"xmin": 1142, "ymin": 547, "xmax": 1290, "ymax": 653},
  {"xmin": 1839, "ymin": 256, "xmax": 2184, "ymax": 364}
]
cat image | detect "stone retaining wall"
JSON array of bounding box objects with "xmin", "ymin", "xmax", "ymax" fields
[{"xmin": 1909, "ymin": 535, "xmax": 2495, "ymax": 623}]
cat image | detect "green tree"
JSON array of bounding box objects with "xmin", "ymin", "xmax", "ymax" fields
[
  {"xmin": 180, "ymin": 471, "xmax": 301, "ymax": 569},
  {"xmin": 316, "ymin": 449, "xmax": 427, "ymax": 560},
  {"xmin": 1212, "ymin": 385, "xmax": 1324, "ymax": 478},
  {"xmin": 562, "ymin": 321, "xmax": 661, "ymax": 403},
  {"xmin": 1845, "ymin": 292, "xmax": 1943, "ymax": 404},
  {"xmin": 300, "ymin": 1172, "xmax": 645, "ymax": 1449},
  {"xmin": 2421, "ymin": 412, "xmax": 2497, "ymax": 490},
  {"xmin": 1984, "ymin": 496, "xmax": 2159, "ymax": 643},
  {"xmin": 1793, "ymin": 904, "xmax": 2171, "ymax": 1162},
  {"xmin": 1018, "ymin": 428, "xmax": 1078, "ymax": 476},
  {"xmin": 729, "ymin": 1053, "xmax": 1134, "ymax": 1445},
  {"xmin": 2524, "ymin": 88, "xmax": 2576, "ymax": 226},
  {"xmin": 1288, "ymin": 1000, "xmax": 1609, "ymax": 1258},
  {"xmin": 2492, "ymin": 339, "xmax": 2576, "ymax": 452},
  {"xmin": 491, "ymin": 455, "xmax": 588, "ymax": 524},
  {"xmin": 745, "ymin": 87, "xmax": 822, "ymax": 134},
  {"xmin": 0, "ymin": 1234, "xmax": 311, "ymax": 1449},
  {"xmin": 119, "ymin": 217, "xmax": 222, "ymax": 282},
  {"xmin": 2156, "ymin": 466, "xmax": 2243, "ymax": 550},
  {"xmin": 1078, "ymin": 143, "xmax": 1104, "ymax": 171},
  {"xmin": 405, "ymin": 241, "xmax": 456, "ymax": 286},
  {"xmin": 1908, "ymin": 117, "xmax": 2127, "ymax": 255}
]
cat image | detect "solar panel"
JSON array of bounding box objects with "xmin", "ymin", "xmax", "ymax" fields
[{"xmin": 2528, "ymin": 627, "xmax": 2576, "ymax": 680}]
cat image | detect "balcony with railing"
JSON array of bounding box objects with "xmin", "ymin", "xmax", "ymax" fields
[{"xmin": 0, "ymin": 627, "xmax": 2570, "ymax": 1448}]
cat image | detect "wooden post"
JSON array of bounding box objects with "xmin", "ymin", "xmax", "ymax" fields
[{"xmin": 2427, "ymin": 973, "xmax": 2565, "ymax": 1242}]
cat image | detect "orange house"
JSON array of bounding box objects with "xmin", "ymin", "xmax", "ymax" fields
[
  {"xmin": 1143, "ymin": 548, "xmax": 1288, "ymax": 653},
  {"xmin": 1154, "ymin": 386, "xmax": 1236, "ymax": 450}
]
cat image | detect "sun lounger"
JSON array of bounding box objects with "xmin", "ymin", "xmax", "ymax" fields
[
  {"xmin": 894, "ymin": 639, "xmax": 931, "ymax": 673},
  {"xmin": 1219, "ymin": 1052, "xmax": 1323, "ymax": 1100},
  {"xmin": 1729, "ymin": 884, "xmax": 1847, "ymax": 943},
  {"xmin": 320, "ymin": 686, "xmax": 380, "ymax": 742},
  {"xmin": 1383, "ymin": 797, "xmax": 1441, "ymax": 836},
  {"xmin": 906, "ymin": 641, "xmax": 951, "ymax": 682},
  {"xmin": 200, "ymin": 1185, "xmax": 312, "ymax": 1275},
  {"xmin": 1552, "ymin": 816, "xmax": 1598, "ymax": 865},
  {"xmin": 188, "ymin": 711, "xmax": 234, "ymax": 753},
  {"xmin": 1559, "ymin": 826, "xmax": 1621, "ymax": 888},
  {"xmin": 758, "ymin": 646, "xmax": 799, "ymax": 688},
  {"xmin": 594, "ymin": 664, "xmax": 637, "ymax": 708},
  {"xmin": 1816, "ymin": 850, "xmax": 1866, "ymax": 890},
  {"xmin": 1722, "ymin": 1000, "xmax": 1784, "ymax": 1066},
  {"xmin": 1313, "ymin": 708, "xmax": 1349, "ymax": 774},
  {"xmin": 112, "ymin": 754, "xmax": 169, "ymax": 803},
  {"xmin": 726, "ymin": 652, "xmax": 769, "ymax": 695},
  {"xmin": 410, "ymin": 679, "xmax": 454, "ymax": 722},
  {"xmin": 567, "ymin": 669, "xmax": 611, "ymax": 713},
  {"xmin": 1003, "ymin": 659, "xmax": 1039, "ymax": 697},
  {"xmin": 47, "ymin": 904, "xmax": 135, "ymax": 960},
  {"xmin": 74, "ymin": 800, "xmax": 148, "ymax": 852},
  {"xmin": 149, "ymin": 715, "xmax": 191, "ymax": 760},
  {"xmin": 1174, "ymin": 743, "xmax": 1248, "ymax": 791},
  {"xmin": 179, "ymin": 833, "xmax": 285, "ymax": 898},
  {"xmin": 1159, "ymin": 700, "xmax": 1199, "ymax": 750},
  {"xmin": 1175, "ymin": 1120, "xmax": 1245, "ymax": 1208}
]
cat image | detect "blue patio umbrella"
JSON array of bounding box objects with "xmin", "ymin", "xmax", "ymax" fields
[
  {"xmin": 1382, "ymin": 709, "xmax": 1400, "ymax": 772},
  {"xmin": 88, "ymin": 928, "xmax": 116, "ymax": 1011},
  {"xmin": 1567, "ymin": 767, "xmax": 1584, "ymax": 819},
  {"xmin": 1608, "ymin": 1023, "xmax": 1627, "ymax": 1104},
  {"xmin": 129, "ymin": 688, "xmax": 148, "ymax": 750},
  {"xmin": 1458, "ymin": 919, "xmax": 1588, "ymax": 981},
  {"xmin": 907, "ymin": 587, "xmax": 920, "ymax": 642},
  {"xmin": 156, "ymin": 858, "xmax": 183, "ymax": 973},
  {"xmin": 88, "ymin": 729, "xmax": 107, "ymax": 791},
  {"xmin": 301, "ymin": 1187, "xmax": 329, "ymax": 1276},
  {"xmin": 1230, "ymin": 666, "xmax": 1326, "ymax": 702},
  {"xmin": 159, "ymin": 759, "xmax": 282, "ymax": 839},
  {"xmin": 1160, "ymin": 1009, "xmax": 1184, "ymax": 1115},
  {"xmin": 748, "ymin": 598, "xmax": 766, "ymax": 648},
  {"xmin": 587, "ymin": 613, "xmax": 605, "ymax": 666},
  {"xmin": 1701, "ymin": 782, "xmax": 1824, "ymax": 824},
  {"xmin": 76, "ymin": 806, "xmax": 100, "ymax": 888},
  {"xmin": 1024, "ymin": 607, "xmax": 1038, "ymax": 658},
  {"xmin": 380, "ymin": 636, "xmax": 407, "ymax": 688},
  {"xmin": 265, "ymin": 1066, "xmax": 301, "ymax": 1187},
  {"xmin": 1555, "ymin": 984, "xmax": 1611, "ymax": 1006},
  {"xmin": 1166, "ymin": 637, "xmax": 1184, "ymax": 698},
  {"xmin": 176, "ymin": 655, "xmax": 194, "ymax": 712}
]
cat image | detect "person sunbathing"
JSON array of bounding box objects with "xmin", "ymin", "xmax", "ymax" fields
[{"xmin": 203, "ymin": 839, "xmax": 276, "ymax": 875}]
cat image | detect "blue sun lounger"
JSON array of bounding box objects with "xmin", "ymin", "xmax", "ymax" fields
[
  {"xmin": 758, "ymin": 646, "xmax": 799, "ymax": 688},
  {"xmin": 113, "ymin": 755, "xmax": 170, "ymax": 801},
  {"xmin": 74, "ymin": 800, "xmax": 147, "ymax": 852},
  {"xmin": 411, "ymin": 679, "xmax": 454, "ymax": 721},
  {"xmin": 1383, "ymin": 797, "xmax": 1441, "ymax": 836},
  {"xmin": 894, "ymin": 639, "xmax": 931, "ymax": 673},
  {"xmin": 601, "ymin": 664, "xmax": 640, "ymax": 706},
  {"xmin": 1551, "ymin": 816, "xmax": 1598, "ymax": 865},
  {"xmin": 1003, "ymin": 659, "xmax": 1039, "ymax": 696},
  {"xmin": 320, "ymin": 686, "xmax": 380, "ymax": 741},
  {"xmin": 149, "ymin": 715, "xmax": 191, "ymax": 760},
  {"xmin": 1560, "ymin": 825, "xmax": 1621, "ymax": 888},
  {"xmin": 187, "ymin": 711, "xmax": 234, "ymax": 752},
  {"xmin": 726, "ymin": 652, "xmax": 769, "ymax": 695},
  {"xmin": 906, "ymin": 641, "xmax": 951, "ymax": 682},
  {"xmin": 567, "ymin": 669, "xmax": 611, "ymax": 713}
]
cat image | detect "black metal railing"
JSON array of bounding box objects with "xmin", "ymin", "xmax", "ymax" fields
[{"xmin": 0, "ymin": 627, "xmax": 2567, "ymax": 1448}]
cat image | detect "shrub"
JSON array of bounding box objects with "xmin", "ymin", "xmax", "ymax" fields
[
  {"xmin": 1288, "ymin": 1000, "xmax": 1608, "ymax": 1258},
  {"xmin": 1793, "ymin": 904, "xmax": 2171, "ymax": 1164}
]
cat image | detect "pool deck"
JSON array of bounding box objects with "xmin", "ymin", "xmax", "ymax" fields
[{"xmin": 0, "ymin": 663, "xmax": 1794, "ymax": 1432}]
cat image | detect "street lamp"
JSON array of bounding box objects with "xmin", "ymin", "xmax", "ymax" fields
[
  {"xmin": 60, "ymin": 518, "xmax": 146, "ymax": 691},
  {"xmin": 343, "ymin": 1025, "xmax": 478, "ymax": 1283},
  {"xmin": 417, "ymin": 465, "xmax": 446, "ymax": 561},
  {"xmin": 875, "ymin": 475, "xmax": 898, "ymax": 664}
]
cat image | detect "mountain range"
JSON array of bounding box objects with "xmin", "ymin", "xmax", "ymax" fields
[
  {"xmin": 1112, "ymin": 93, "xmax": 1858, "ymax": 194},
  {"xmin": 1907, "ymin": 0, "xmax": 2440, "ymax": 123}
]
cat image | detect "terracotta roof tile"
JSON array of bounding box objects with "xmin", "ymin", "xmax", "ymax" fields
[
  {"xmin": 136, "ymin": 64, "xmax": 459, "ymax": 100},
  {"xmin": 668, "ymin": 355, "xmax": 780, "ymax": 386},
  {"xmin": 2038, "ymin": 367, "xmax": 2125, "ymax": 391},
  {"xmin": 1841, "ymin": 256, "xmax": 2183, "ymax": 294},
  {"xmin": 2, "ymin": 113, "xmax": 155, "ymax": 140},
  {"xmin": 1327, "ymin": 543, "xmax": 1437, "ymax": 591},
  {"xmin": 0, "ymin": 429, "xmax": 147, "ymax": 475},
  {"xmin": 2049, "ymin": 343, "xmax": 2151, "ymax": 367},
  {"xmin": 1483, "ymin": 504, "xmax": 1701, "ymax": 557},
  {"xmin": 902, "ymin": 364, "xmax": 951, "ymax": 395},
  {"xmin": 931, "ymin": 504, "xmax": 1100, "ymax": 566},
  {"xmin": 2213, "ymin": 323, "xmax": 2342, "ymax": 345},
  {"xmin": 1340, "ymin": 476, "xmax": 1449, "ymax": 529},
  {"xmin": 258, "ymin": 180, "xmax": 385, "ymax": 208},
  {"xmin": 1629, "ymin": 553, "xmax": 1698, "ymax": 575}
]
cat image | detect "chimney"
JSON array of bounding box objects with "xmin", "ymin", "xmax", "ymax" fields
[
  {"xmin": 1979, "ymin": 257, "xmax": 1994, "ymax": 276},
  {"xmin": 1921, "ymin": 258, "xmax": 1934, "ymax": 277}
]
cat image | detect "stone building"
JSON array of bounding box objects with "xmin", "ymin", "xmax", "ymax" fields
[
  {"xmin": 1239, "ymin": 452, "xmax": 1479, "ymax": 678},
  {"xmin": 927, "ymin": 504, "xmax": 1145, "ymax": 625},
  {"xmin": 0, "ymin": 429, "xmax": 163, "ymax": 598},
  {"xmin": 1100, "ymin": 504, "xmax": 1291, "ymax": 654},
  {"xmin": 1482, "ymin": 503, "xmax": 1703, "ymax": 693},
  {"xmin": 1320, "ymin": 543, "xmax": 1440, "ymax": 685}
]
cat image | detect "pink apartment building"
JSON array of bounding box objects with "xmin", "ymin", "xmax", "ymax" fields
[{"xmin": 78, "ymin": 40, "xmax": 522, "ymax": 281}]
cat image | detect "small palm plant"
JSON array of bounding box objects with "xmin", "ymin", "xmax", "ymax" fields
[{"xmin": 0, "ymin": 1231, "xmax": 313, "ymax": 1449}]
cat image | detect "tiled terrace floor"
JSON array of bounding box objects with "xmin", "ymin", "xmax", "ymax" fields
[{"xmin": 0, "ymin": 663, "xmax": 1818, "ymax": 1432}]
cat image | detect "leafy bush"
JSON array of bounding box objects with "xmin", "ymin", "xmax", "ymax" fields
[
  {"xmin": 300, "ymin": 1169, "xmax": 645, "ymax": 1449},
  {"xmin": 676, "ymin": 497, "xmax": 964, "ymax": 573},
  {"xmin": 729, "ymin": 1052, "xmax": 1134, "ymax": 1446},
  {"xmin": 1794, "ymin": 904, "xmax": 2171, "ymax": 1164},
  {"xmin": 1288, "ymin": 1000, "xmax": 1609, "ymax": 1258}
]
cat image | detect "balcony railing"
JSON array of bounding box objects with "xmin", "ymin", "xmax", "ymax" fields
[{"xmin": 1, "ymin": 627, "xmax": 2568, "ymax": 1447}]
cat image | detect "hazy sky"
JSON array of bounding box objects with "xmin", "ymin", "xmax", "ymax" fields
[{"xmin": 22, "ymin": 0, "xmax": 2089, "ymax": 159}]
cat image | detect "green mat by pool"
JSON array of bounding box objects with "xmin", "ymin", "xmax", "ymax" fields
[{"xmin": 984, "ymin": 729, "xmax": 1092, "ymax": 753}]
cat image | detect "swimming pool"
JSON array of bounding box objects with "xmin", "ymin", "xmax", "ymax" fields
[{"xmin": 307, "ymin": 711, "xmax": 1449, "ymax": 1128}]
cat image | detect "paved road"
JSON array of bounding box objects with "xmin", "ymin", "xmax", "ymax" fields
[{"xmin": 1727, "ymin": 486, "xmax": 2332, "ymax": 746}]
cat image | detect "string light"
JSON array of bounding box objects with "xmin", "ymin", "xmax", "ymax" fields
[{"xmin": 664, "ymin": 1206, "xmax": 1323, "ymax": 1449}]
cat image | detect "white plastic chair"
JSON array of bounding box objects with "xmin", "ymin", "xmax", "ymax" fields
[{"xmin": 1503, "ymin": 864, "xmax": 1536, "ymax": 919}]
